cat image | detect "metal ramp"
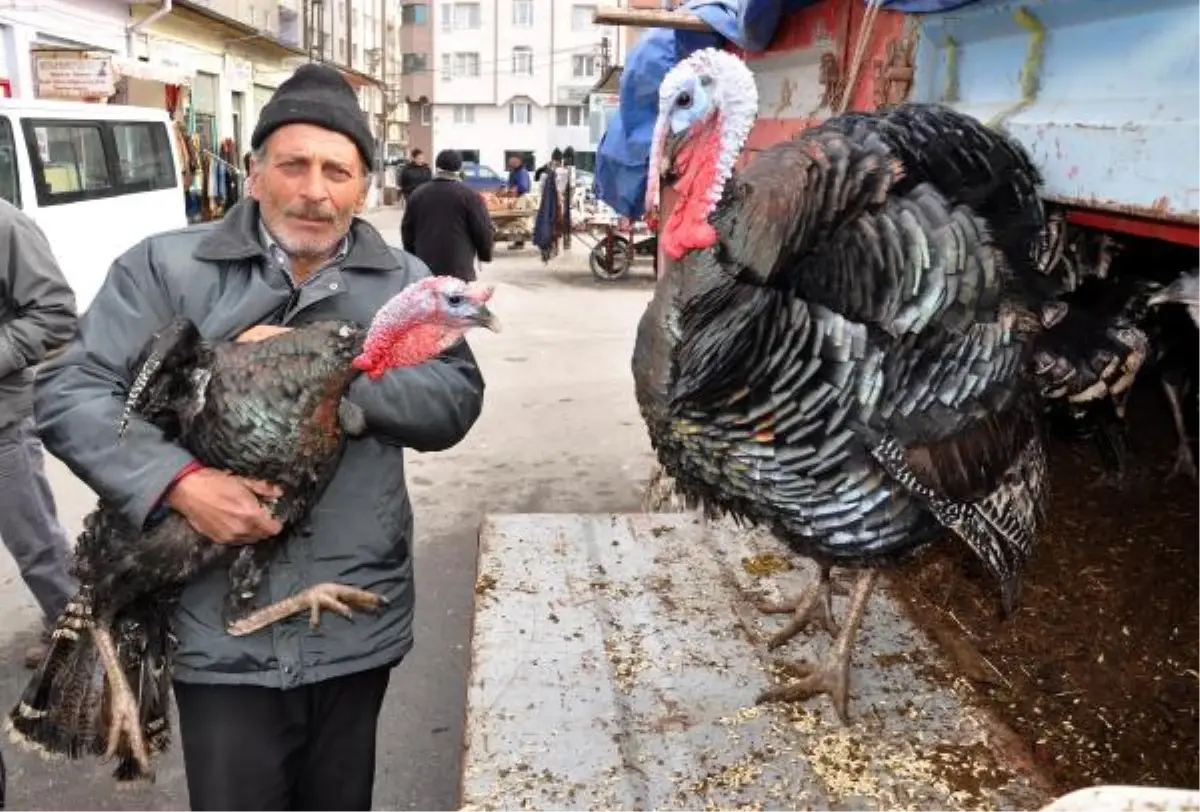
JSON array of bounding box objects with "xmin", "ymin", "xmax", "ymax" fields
[{"xmin": 461, "ymin": 513, "xmax": 1057, "ymax": 811}]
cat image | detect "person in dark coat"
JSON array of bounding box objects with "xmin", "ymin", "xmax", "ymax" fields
[
  {"xmin": 397, "ymin": 148, "xmax": 432, "ymax": 203},
  {"xmin": 401, "ymin": 149, "xmax": 494, "ymax": 281}
]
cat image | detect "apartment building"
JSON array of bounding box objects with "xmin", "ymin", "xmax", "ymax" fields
[
  {"xmin": 400, "ymin": 1, "xmax": 621, "ymax": 174},
  {"xmin": 193, "ymin": 0, "xmax": 407, "ymax": 155}
]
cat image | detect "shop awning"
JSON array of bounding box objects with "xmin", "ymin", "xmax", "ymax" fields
[{"xmin": 111, "ymin": 54, "xmax": 193, "ymax": 86}]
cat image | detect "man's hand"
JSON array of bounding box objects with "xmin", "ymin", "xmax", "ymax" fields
[
  {"xmin": 167, "ymin": 468, "xmax": 284, "ymax": 545},
  {"xmin": 237, "ymin": 325, "xmax": 293, "ymax": 343}
]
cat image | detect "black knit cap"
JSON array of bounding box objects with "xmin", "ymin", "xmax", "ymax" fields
[
  {"xmin": 251, "ymin": 63, "xmax": 374, "ymax": 166},
  {"xmin": 436, "ymin": 149, "xmax": 462, "ymax": 172}
]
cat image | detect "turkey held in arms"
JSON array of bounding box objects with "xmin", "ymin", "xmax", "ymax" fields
[
  {"xmin": 633, "ymin": 48, "xmax": 1056, "ymax": 722},
  {"xmin": 7, "ymin": 275, "xmax": 499, "ymax": 782}
]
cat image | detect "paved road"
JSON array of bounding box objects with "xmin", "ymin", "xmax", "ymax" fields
[{"xmin": 0, "ymin": 208, "xmax": 659, "ymax": 810}]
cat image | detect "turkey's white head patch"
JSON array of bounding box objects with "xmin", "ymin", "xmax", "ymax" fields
[{"xmin": 646, "ymin": 48, "xmax": 758, "ymax": 261}]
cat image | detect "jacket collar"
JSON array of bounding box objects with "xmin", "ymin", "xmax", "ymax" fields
[{"xmin": 194, "ymin": 198, "xmax": 396, "ymax": 271}]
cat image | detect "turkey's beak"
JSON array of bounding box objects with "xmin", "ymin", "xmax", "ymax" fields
[
  {"xmin": 1148, "ymin": 275, "xmax": 1199, "ymax": 308},
  {"xmin": 471, "ymin": 304, "xmax": 501, "ymax": 333},
  {"xmin": 660, "ymin": 131, "xmax": 686, "ymax": 184}
]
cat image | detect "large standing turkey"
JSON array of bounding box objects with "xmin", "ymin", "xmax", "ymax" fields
[
  {"xmin": 633, "ymin": 48, "xmax": 1071, "ymax": 721},
  {"xmin": 7, "ymin": 275, "xmax": 498, "ymax": 781}
]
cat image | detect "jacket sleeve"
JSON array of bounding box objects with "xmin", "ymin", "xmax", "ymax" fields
[
  {"xmin": 466, "ymin": 192, "xmax": 494, "ymax": 263},
  {"xmin": 344, "ymin": 253, "xmax": 486, "ymax": 452},
  {"xmin": 400, "ymin": 195, "xmax": 417, "ymax": 253},
  {"xmin": 0, "ymin": 206, "xmax": 78, "ymax": 379},
  {"xmin": 33, "ymin": 239, "xmax": 197, "ymax": 528}
]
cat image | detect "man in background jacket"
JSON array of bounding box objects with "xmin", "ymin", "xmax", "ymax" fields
[
  {"xmin": 0, "ymin": 198, "xmax": 79, "ymax": 669},
  {"xmin": 397, "ymin": 147, "xmax": 432, "ymax": 205},
  {"xmin": 401, "ymin": 149, "xmax": 494, "ymax": 282}
]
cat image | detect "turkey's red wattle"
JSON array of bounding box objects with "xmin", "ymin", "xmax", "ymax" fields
[
  {"xmin": 661, "ymin": 116, "xmax": 723, "ymax": 260},
  {"xmin": 352, "ymin": 322, "xmax": 450, "ymax": 379}
]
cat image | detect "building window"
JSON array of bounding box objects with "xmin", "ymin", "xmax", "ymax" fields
[
  {"xmin": 571, "ymin": 4, "xmax": 596, "ymax": 30},
  {"xmin": 572, "ymin": 54, "xmax": 596, "ymax": 77},
  {"xmin": 402, "ymin": 52, "xmax": 428, "ymax": 74},
  {"xmin": 337, "ymin": 37, "xmax": 346, "ymax": 62},
  {"xmin": 512, "ymin": 0, "xmax": 533, "ymax": 27},
  {"xmin": 441, "ymin": 2, "xmax": 480, "ymax": 30},
  {"xmin": 112, "ymin": 122, "xmax": 174, "ymax": 191},
  {"xmin": 509, "ymin": 100, "xmax": 533, "ymax": 125},
  {"xmin": 452, "ymin": 52, "xmax": 481, "ymax": 77},
  {"xmin": 452, "ymin": 105, "xmax": 475, "ymax": 124},
  {"xmin": 511, "ymin": 46, "xmax": 533, "ymax": 76},
  {"xmin": 420, "ymin": 104, "xmax": 432, "ymax": 125},
  {"xmin": 440, "ymin": 53, "xmax": 451, "ymax": 80},
  {"xmin": 401, "ymin": 3, "xmax": 428, "ymax": 24},
  {"xmin": 555, "ymin": 105, "xmax": 585, "ymax": 127}
]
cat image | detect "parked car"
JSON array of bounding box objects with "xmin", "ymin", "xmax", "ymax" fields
[{"xmin": 461, "ymin": 161, "xmax": 507, "ymax": 193}]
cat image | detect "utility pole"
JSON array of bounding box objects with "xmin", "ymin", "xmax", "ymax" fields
[
  {"xmin": 379, "ymin": 0, "xmax": 388, "ymax": 150},
  {"xmin": 346, "ymin": 0, "xmax": 353, "ymax": 69},
  {"xmin": 598, "ymin": 35, "xmax": 611, "ymax": 74}
]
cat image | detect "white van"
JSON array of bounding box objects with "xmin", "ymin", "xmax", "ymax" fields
[{"xmin": 0, "ymin": 99, "xmax": 188, "ymax": 312}]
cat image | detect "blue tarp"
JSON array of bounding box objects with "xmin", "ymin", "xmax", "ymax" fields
[{"xmin": 594, "ymin": 0, "xmax": 985, "ymax": 219}]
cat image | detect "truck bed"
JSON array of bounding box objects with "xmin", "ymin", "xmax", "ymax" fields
[
  {"xmin": 461, "ymin": 513, "xmax": 1055, "ymax": 811},
  {"xmin": 909, "ymin": 0, "xmax": 1199, "ymax": 225}
]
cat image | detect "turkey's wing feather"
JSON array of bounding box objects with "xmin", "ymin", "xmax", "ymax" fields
[
  {"xmin": 813, "ymin": 104, "xmax": 1046, "ymax": 281},
  {"xmin": 120, "ymin": 317, "xmax": 207, "ymax": 440},
  {"xmin": 713, "ymin": 129, "xmax": 897, "ymax": 284}
]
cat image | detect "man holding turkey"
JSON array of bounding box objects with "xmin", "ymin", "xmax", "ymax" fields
[{"xmin": 31, "ymin": 64, "xmax": 486, "ymax": 810}]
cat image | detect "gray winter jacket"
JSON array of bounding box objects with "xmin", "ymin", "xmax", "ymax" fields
[
  {"xmin": 34, "ymin": 199, "xmax": 486, "ymax": 688},
  {"xmin": 0, "ymin": 199, "xmax": 77, "ymax": 432}
]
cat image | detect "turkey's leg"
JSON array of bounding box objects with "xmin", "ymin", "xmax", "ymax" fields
[
  {"xmin": 756, "ymin": 565, "xmax": 839, "ymax": 649},
  {"xmin": 92, "ymin": 622, "xmax": 152, "ymax": 778},
  {"xmin": 756, "ymin": 569, "xmax": 879, "ymax": 724},
  {"xmin": 1161, "ymin": 378, "xmax": 1198, "ymax": 482},
  {"xmin": 226, "ymin": 583, "xmax": 388, "ymax": 637}
]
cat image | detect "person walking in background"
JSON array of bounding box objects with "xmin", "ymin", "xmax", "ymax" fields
[
  {"xmin": 401, "ymin": 149, "xmax": 494, "ymax": 282},
  {"xmin": 0, "ymin": 197, "xmax": 79, "ymax": 669},
  {"xmin": 398, "ymin": 148, "xmax": 432, "ymax": 206}
]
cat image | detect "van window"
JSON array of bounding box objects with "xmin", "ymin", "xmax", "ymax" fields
[
  {"xmin": 21, "ymin": 118, "xmax": 177, "ymax": 208},
  {"xmin": 0, "ymin": 118, "xmax": 20, "ymax": 208},
  {"xmin": 27, "ymin": 121, "xmax": 111, "ymax": 203},
  {"xmin": 112, "ymin": 122, "xmax": 174, "ymax": 192}
]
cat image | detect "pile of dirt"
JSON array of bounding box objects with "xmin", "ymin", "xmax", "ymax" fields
[{"xmin": 891, "ymin": 389, "xmax": 1199, "ymax": 794}]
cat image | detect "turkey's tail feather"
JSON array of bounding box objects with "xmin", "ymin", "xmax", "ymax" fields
[
  {"xmin": 6, "ymin": 591, "xmax": 172, "ymax": 783},
  {"xmin": 868, "ymin": 426, "xmax": 1048, "ymax": 616},
  {"xmin": 7, "ymin": 591, "xmax": 106, "ymax": 761},
  {"xmin": 119, "ymin": 316, "xmax": 205, "ymax": 441}
]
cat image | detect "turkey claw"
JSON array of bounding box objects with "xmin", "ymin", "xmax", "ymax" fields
[
  {"xmin": 226, "ymin": 582, "xmax": 388, "ymax": 637},
  {"xmin": 755, "ymin": 577, "xmax": 839, "ymax": 649},
  {"xmin": 757, "ymin": 654, "xmax": 852, "ymax": 724},
  {"xmin": 93, "ymin": 624, "xmax": 154, "ymax": 780}
]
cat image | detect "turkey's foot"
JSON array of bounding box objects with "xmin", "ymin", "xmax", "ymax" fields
[
  {"xmin": 755, "ymin": 569, "xmax": 878, "ymax": 723},
  {"xmin": 756, "ymin": 565, "xmax": 838, "ymax": 650},
  {"xmin": 1167, "ymin": 442, "xmax": 1198, "ymax": 483},
  {"xmin": 226, "ymin": 583, "xmax": 388, "ymax": 637},
  {"xmin": 92, "ymin": 623, "xmax": 153, "ymax": 779}
]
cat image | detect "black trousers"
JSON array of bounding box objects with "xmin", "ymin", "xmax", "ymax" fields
[{"xmin": 174, "ymin": 666, "xmax": 392, "ymax": 811}]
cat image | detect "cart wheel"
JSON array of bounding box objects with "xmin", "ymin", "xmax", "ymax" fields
[{"xmin": 590, "ymin": 235, "xmax": 631, "ymax": 281}]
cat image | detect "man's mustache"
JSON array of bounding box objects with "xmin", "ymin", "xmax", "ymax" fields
[{"xmin": 284, "ymin": 205, "xmax": 337, "ymax": 222}]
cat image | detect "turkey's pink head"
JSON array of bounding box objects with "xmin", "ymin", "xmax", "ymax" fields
[
  {"xmin": 646, "ymin": 48, "xmax": 758, "ymax": 261},
  {"xmin": 351, "ymin": 275, "xmax": 499, "ymax": 380}
]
